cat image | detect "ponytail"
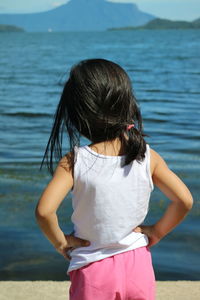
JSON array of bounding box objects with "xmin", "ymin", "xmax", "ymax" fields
[{"xmin": 120, "ymin": 109, "xmax": 146, "ymax": 166}]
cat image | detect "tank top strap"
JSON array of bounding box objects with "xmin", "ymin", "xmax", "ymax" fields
[
  {"xmin": 72, "ymin": 146, "xmax": 80, "ymax": 194},
  {"xmin": 145, "ymin": 144, "xmax": 154, "ymax": 191}
]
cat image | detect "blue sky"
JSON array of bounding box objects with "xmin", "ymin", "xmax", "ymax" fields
[{"xmin": 0, "ymin": 0, "xmax": 199, "ymax": 21}]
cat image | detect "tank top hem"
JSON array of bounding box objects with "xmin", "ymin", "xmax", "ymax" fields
[{"xmin": 67, "ymin": 234, "xmax": 149, "ymax": 274}]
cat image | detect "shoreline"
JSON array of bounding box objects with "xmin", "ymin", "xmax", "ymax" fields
[{"xmin": 0, "ymin": 281, "xmax": 200, "ymax": 300}]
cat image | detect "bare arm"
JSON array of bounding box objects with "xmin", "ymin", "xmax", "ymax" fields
[
  {"xmin": 35, "ymin": 154, "xmax": 90, "ymax": 259},
  {"xmin": 134, "ymin": 149, "xmax": 193, "ymax": 246}
]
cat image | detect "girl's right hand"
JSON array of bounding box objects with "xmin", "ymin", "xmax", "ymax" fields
[
  {"xmin": 64, "ymin": 232, "xmax": 90, "ymax": 261},
  {"xmin": 57, "ymin": 232, "xmax": 90, "ymax": 260},
  {"xmin": 133, "ymin": 225, "xmax": 162, "ymax": 247}
]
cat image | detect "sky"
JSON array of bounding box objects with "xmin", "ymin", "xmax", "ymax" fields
[{"xmin": 0, "ymin": 0, "xmax": 199, "ymax": 21}]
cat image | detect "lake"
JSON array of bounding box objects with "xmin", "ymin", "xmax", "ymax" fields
[{"xmin": 0, "ymin": 29, "xmax": 199, "ymax": 280}]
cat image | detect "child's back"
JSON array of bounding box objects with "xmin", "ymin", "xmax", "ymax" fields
[{"xmin": 68, "ymin": 143, "xmax": 153, "ymax": 272}]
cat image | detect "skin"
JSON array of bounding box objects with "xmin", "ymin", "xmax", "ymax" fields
[{"xmin": 35, "ymin": 139, "xmax": 193, "ymax": 260}]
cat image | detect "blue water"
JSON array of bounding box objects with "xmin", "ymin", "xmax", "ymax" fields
[{"xmin": 0, "ymin": 30, "xmax": 200, "ymax": 280}]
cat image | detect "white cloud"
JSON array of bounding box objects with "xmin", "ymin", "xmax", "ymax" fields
[
  {"xmin": 110, "ymin": 0, "xmax": 136, "ymax": 2},
  {"xmin": 108, "ymin": 0, "xmax": 134, "ymax": 2},
  {"xmin": 51, "ymin": 1, "xmax": 67, "ymax": 8}
]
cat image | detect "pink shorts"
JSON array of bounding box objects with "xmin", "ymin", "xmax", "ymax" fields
[{"xmin": 69, "ymin": 246, "xmax": 156, "ymax": 300}]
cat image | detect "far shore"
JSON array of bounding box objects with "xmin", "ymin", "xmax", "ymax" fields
[{"xmin": 0, "ymin": 281, "xmax": 200, "ymax": 300}]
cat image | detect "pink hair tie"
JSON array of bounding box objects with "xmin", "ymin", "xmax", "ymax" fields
[{"xmin": 127, "ymin": 124, "xmax": 135, "ymax": 130}]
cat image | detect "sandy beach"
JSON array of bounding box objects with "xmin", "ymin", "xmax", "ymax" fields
[{"xmin": 0, "ymin": 281, "xmax": 200, "ymax": 300}]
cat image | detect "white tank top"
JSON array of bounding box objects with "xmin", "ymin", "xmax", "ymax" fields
[{"xmin": 67, "ymin": 144, "xmax": 154, "ymax": 274}]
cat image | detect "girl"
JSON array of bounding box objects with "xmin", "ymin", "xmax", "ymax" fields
[{"xmin": 35, "ymin": 58, "xmax": 193, "ymax": 300}]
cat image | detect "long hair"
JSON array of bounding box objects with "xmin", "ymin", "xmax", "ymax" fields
[{"xmin": 41, "ymin": 58, "xmax": 146, "ymax": 175}]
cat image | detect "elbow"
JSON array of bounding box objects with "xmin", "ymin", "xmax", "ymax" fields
[
  {"xmin": 35, "ymin": 204, "xmax": 48, "ymax": 219},
  {"xmin": 183, "ymin": 195, "xmax": 193, "ymax": 211},
  {"xmin": 35, "ymin": 204, "xmax": 56, "ymax": 219},
  {"xmin": 187, "ymin": 197, "xmax": 193, "ymax": 210},
  {"xmin": 35, "ymin": 205, "xmax": 43, "ymax": 219}
]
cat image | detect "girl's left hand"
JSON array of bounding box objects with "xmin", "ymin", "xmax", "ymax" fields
[
  {"xmin": 55, "ymin": 232, "xmax": 90, "ymax": 261},
  {"xmin": 133, "ymin": 225, "xmax": 162, "ymax": 247}
]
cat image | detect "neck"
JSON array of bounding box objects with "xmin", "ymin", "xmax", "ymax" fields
[{"xmin": 89, "ymin": 136, "xmax": 127, "ymax": 156}]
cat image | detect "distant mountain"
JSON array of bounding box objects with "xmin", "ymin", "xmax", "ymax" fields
[
  {"xmin": 138, "ymin": 18, "xmax": 200, "ymax": 29},
  {"xmin": 0, "ymin": 0, "xmax": 155, "ymax": 32},
  {"xmin": 193, "ymin": 17, "xmax": 200, "ymax": 25},
  {"xmin": 109, "ymin": 17, "xmax": 200, "ymax": 30},
  {"xmin": 0, "ymin": 24, "xmax": 24, "ymax": 32}
]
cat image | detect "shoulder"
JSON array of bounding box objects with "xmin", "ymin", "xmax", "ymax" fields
[
  {"xmin": 52, "ymin": 151, "xmax": 75, "ymax": 184},
  {"xmin": 149, "ymin": 147, "xmax": 169, "ymax": 176},
  {"xmin": 58, "ymin": 151, "xmax": 74, "ymax": 173},
  {"xmin": 150, "ymin": 148, "xmax": 165, "ymax": 163},
  {"xmin": 149, "ymin": 147, "xmax": 178, "ymax": 188}
]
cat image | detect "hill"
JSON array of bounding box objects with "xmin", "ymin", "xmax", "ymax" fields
[
  {"xmin": 193, "ymin": 17, "xmax": 200, "ymax": 25},
  {"xmin": 109, "ymin": 17, "xmax": 200, "ymax": 30},
  {"xmin": 0, "ymin": 24, "xmax": 24, "ymax": 32},
  {"xmin": 0, "ymin": 0, "xmax": 155, "ymax": 32}
]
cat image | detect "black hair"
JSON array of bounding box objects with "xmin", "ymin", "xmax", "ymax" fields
[{"xmin": 41, "ymin": 58, "xmax": 146, "ymax": 175}]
